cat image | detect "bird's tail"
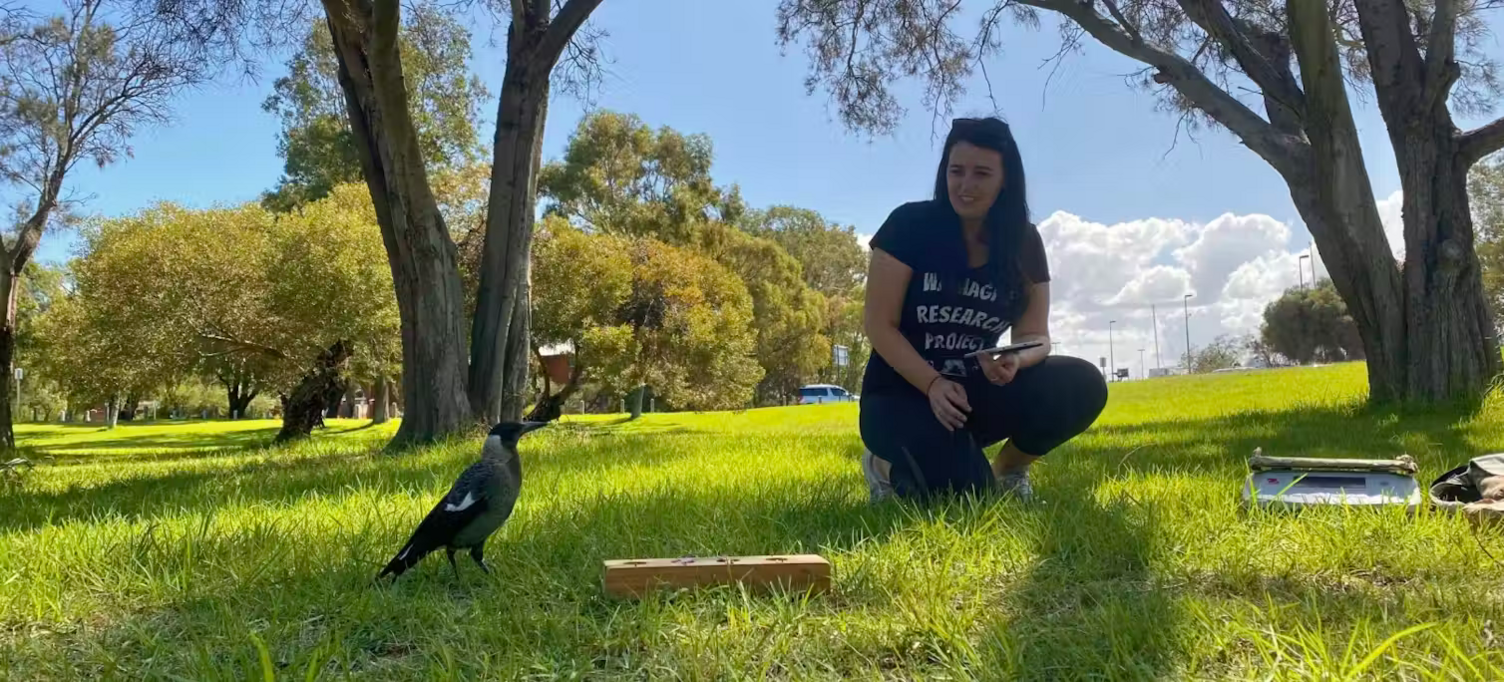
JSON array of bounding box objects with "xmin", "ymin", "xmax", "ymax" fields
[{"xmin": 376, "ymin": 540, "xmax": 433, "ymax": 580}]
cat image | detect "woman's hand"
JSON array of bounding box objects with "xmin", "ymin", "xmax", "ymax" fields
[
  {"xmin": 979, "ymin": 351, "xmax": 1022, "ymax": 385},
  {"xmin": 926, "ymin": 376, "xmax": 970, "ymax": 431}
]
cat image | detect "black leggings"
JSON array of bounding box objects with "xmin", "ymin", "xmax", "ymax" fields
[{"xmin": 859, "ymin": 355, "xmax": 1109, "ymax": 499}]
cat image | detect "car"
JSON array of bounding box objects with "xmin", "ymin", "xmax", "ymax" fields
[{"xmin": 797, "ymin": 384, "xmax": 858, "ymax": 405}]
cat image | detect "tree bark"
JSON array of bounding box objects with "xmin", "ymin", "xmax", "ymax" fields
[
  {"xmin": 469, "ymin": 47, "xmax": 549, "ymax": 425},
  {"xmin": 372, "ymin": 376, "xmax": 391, "ymax": 424},
  {"xmin": 321, "ymin": 2, "xmax": 473, "ymax": 447},
  {"xmin": 469, "ymin": 0, "xmax": 602, "ymax": 425},
  {"xmin": 276, "ymin": 340, "xmax": 353, "ymax": 443},
  {"xmin": 0, "ymin": 269, "xmax": 16, "ymax": 449}
]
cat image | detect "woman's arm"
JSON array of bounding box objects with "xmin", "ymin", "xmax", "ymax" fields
[
  {"xmin": 1009, "ymin": 281, "xmax": 1052, "ymax": 369},
  {"xmin": 864, "ymin": 248, "xmax": 942, "ymax": 392}
]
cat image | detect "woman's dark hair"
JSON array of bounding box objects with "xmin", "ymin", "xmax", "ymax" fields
[{"xmin": 931, "ymin": 116, "xmax": 1032, "ymax": 318}]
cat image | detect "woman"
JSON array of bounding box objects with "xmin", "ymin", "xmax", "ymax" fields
[{"xmin": 859, "ymin": 116, "xmax": 1108, "ymax": 503}]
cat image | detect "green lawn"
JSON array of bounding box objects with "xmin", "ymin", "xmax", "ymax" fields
[{"xmin": 5, "ymin": 363, "xmax": 1504, "ymax": 679}]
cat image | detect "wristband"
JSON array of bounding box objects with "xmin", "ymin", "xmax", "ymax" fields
[{"xmin": 924, "ymin": 374, "xmax": 942, "ymax": 395}]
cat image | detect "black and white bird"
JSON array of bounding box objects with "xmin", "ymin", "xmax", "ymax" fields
[{"xmin": 377, "ymin": 420, "xmax": 546, "ymax": 580}]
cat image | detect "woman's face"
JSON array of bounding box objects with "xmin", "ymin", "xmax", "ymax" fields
[{"xmin": 946, "ymin": 140, "xmax": 1005, "ymax": 222}]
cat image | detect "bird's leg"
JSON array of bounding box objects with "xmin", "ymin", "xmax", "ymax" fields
[
  {"xmin": 469, "ymin": 545, "xmax": 490, "ymax": 574},
  {"xmin": 446, "ymin": 548, "xmax": 460, "ymax": 578}
]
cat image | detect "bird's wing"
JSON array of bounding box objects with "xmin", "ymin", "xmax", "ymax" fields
[{"xmin": 378, "ymin": 464, "xmax": 495, "ymax": 578}]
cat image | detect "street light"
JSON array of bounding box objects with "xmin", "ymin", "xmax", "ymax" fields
[
  {"xmin": 1151, "ymin": 303, "xmax": 1161, "ymax": 370},
  {"xmin": 1298, "ymin": 253, "xmax": 1311, "ymax": 289},
  {"xmin": 1183, "ymin": 293, "xmax": 1194, "ymax": 371},
  {"xmin": 1108, "ymin": 319, "xmax": 1117, "ymax": 382},
  {"xmin": 1139, "ymin": 348, "xmax": 1146, "ymax": 380}
]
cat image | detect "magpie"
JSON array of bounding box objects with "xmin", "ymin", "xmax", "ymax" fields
[{"xmin": 377, "ymin": 420, "xmax": 547, "ymax": 580}]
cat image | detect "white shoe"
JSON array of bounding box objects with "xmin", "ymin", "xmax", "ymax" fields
[{"xmin": 861, "ymin": 449, "xmax": 895, "ymax": 503}]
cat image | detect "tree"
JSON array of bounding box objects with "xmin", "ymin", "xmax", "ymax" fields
[
  {"xmin": 1260, "ymin": 279, "xmax": 1366, "ymax": 364},
  {"xmin": 259, "ymin": 5, "xmax": 490, "ymax": 213},
  {"xmin": 697, "ymin": 222, "xmax": 829, "ymax": 405},
  {"xmin": 531, "ymin": 221, "xmax": 762, "ymax": 416},
  {"xmin": 540, "ymin": 112, "xmax": 829, "ymax": 404},
  {"xmin": 539, "ymin": 110, "xmax": 746, "ymax": 242},
  {"xmin": 528, "ymin": 217, "xmax": 633, "ymax": 415},
  {"xmin": 63, "ymin": 185, "xmax": 401, "ymax": 440},
  {"xmin": 0, "ymin": 0, "xmax": 217, "ymax": 447},
  {"xmin": 742, "ymin": 205, "xmax": 866, "ymax": 300},
  {"xmin": 1189, "ymin": 334, "xmax": 1243, "ymax": 373},
  {"xmin": 776, "ymin": 0, "xmax": 1504, "ymax": 406}
]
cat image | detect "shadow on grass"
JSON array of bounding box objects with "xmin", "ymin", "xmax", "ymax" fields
[
  {"xmin": 1083, "ymin": 402, "xmax": 1478, "ymax": 478},
  {"xmin": 31, "ymin": 484, "xmax": 914, "ymax": 679},
  {"xmin": 979, "ymin": 454, "xmax": 1177, "ymax": 679},
  {"xmin": 0, "ymin": 431, "xmax": 710, "ymax": 534}
]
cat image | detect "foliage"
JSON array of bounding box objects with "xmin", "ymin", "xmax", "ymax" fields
[
  {"xmin": 259, "ymin": 5, "xmax": 489, "ymax": 212},
  {"xmin": 537, "ymin": 111, "xmax": 833, "ymax": 403},
  {"xmin": 49, "ymin": 186, "xmax": 400, "ymax": 407},
  {"xmin": 539, "ymin": 110, "xmax": 745, "ymax": 242},
  {"xmin": 1188, "ymin": 334, "xmax": 1243, "ymax": 373},
  {"xmin": 741, "ymin": 205, "xmax": 866, "ymax": 299},
  {"xmin": 1259, "ymin": 280, "xmax": 1365, "ymax": 365},
  {"xmin": 1469, "ymin": 154, "xmax": 1504, "ymax": 329},
  {"xmin": 696, "ymin": 222, "xmax": 829, "ymax": 404},
  {"xmin": 532, "ymin": 221, "xmax": 762, "ymax": 410}
]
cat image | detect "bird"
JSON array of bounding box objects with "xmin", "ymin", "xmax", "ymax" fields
[{"xmin": 377, "ymin": 420, "xmax": 547, "ymax": 580}]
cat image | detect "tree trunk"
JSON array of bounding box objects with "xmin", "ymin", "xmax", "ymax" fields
[
  {"xmin": 106, "ymin": 397, "xmax": 119, "ymax": 430},
  {"xmin": 626, "ymin": 385, "xmax": 646, "ymax": 420},
  {"xmin": 1285, "ymin": 0, "xmax": 1499, "ymax": 404},
  {"xmin": 276, "ymin": 340, "xmax": 353, "ymax": 443},
  {"xmin": 372, "ymin": 376, "xmax": 391, "ymax": 424},
  {"xmin": 469, "ymin": 50, "xmax": 549, "ymax": 425},
  {"xmin": 118, "ymin": 394, "xmax": 139, "ymax": 422},
  {"xmin": 0, "ymin": 272, "xmax": 14, "ymax": 450},
  {"xmin": 322, "ymin": 2, "xmax": 472, "ymax": 448}
]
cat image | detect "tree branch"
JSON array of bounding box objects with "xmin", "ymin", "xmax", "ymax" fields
[
  {"xmin": 1423, "ymin": 0, "xmax": 1460, "ymax": 109},
  {"xmin": 198, "ymin": 332, "xmax": 290, "ymax": 361},
  {"xmin": 1018, "ymin": 0, "xmax": 1307, "ymax": 175},
  {"xmin": 532, "ymin": 0, "xmax": 601, "ymax": 74},
  {"xmin": 1176, "ymin": 0, "xmax": 1306, "ymax": 118},
  {"xmin": 1458, "ymin": 117, "xmax": 1504, "ymax": 167}
]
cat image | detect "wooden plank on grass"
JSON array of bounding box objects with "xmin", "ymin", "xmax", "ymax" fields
[{"xmin": 603, "ymin": 554, "xmax": 831, "ymax": 598}]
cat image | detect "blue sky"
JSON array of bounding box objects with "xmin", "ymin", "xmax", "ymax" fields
[{"xmin": 35, "ymin": 0, "xmax": 1504, "ymax": 372}]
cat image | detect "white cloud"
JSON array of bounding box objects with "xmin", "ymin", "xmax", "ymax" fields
[{"xmin": 1377, "ymin": 190, "xmax": 1404, "ymax": 260}]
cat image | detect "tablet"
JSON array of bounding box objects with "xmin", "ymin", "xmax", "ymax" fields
[{"xmin": 963, "ymin": 340, "xmax": 1045, "ymax": 359}]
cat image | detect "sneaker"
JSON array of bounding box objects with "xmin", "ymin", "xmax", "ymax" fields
[
  {"xmin": 995, "ymin": 468, "xmax": 1034, "ymax": 502},
  {"xmin": 861, "ymin": 449, "xmax": 895, "ymax": 503}
]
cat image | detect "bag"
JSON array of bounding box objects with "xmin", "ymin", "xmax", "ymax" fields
[{"xmin": 1429, "ymin": 453, "xmax": 1504, "ymax": 512}]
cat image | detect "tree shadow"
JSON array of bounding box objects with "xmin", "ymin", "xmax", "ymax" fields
[
  {"xmin": 22, "ymin": 482, "xmax": 921, "ymax": 679},
  {"xmin": 976, "ymin": 454, "xmax": 1177, "ymax": 679},
  {"xmin": 1079, "ymin": 401, "xmax": 1479, "ymax": 480},
  {"xmin": 0, "ymin": 432, "xmax": 708, "ymax": 534}
]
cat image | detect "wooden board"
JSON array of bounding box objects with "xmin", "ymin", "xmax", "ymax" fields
[
  {"xmin": 603, "ymin": 554, "xmax": 831, "ymax": 598},
  {"xmin": 1248, "ymin": 448, "xmax": 1418, "ymax": 476}
]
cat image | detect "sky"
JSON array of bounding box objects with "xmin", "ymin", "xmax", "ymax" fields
[{"xmin": 30, "ymin": 0, "xmax": 1503, "ymax": 376}]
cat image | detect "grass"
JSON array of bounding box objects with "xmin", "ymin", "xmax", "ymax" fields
[{"xmin": 4, "ymin": 363, "xmax": 1504, "ymax": 679}]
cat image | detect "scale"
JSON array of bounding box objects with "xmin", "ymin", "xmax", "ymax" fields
[{"xmin": 1241, "ymin": 448, "xmax": 1423, "ymax": 511}]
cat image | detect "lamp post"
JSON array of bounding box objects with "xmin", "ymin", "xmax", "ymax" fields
[
  {"xmin": 1298, "ymin": 253, "xmax": 1310, "ymax": 289},
  {"xmin": 13, "ymin": 367, "xmax": 21, "ymax": 424},
  {"xmin": 1108, "ymin": 319, "xmax": 1117, "ymax": 382},
  {"xmin": 1151, "ymin": 303, "xmax": 1161, "ymax": 370},
  {"xmin": 1183, "ymin": 293, "xmax": 1194, "ymax": 372},
  {"xmin": 1139, "ymin": 348, "xmax": 1146, "ymax": 380}
]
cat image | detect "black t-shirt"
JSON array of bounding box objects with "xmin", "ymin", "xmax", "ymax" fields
[{"xmin": 861, "ymin": 200, "xmax": 1051, "ymax": 395}]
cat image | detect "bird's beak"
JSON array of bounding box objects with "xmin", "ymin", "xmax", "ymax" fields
[{"xmin": 519, "ymin": 420, "xmax": 549, "ymax": 435}]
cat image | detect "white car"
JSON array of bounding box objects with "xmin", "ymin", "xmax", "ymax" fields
[{"xmin": 798, "ymin": 384, "xmax": 858, "ymax": 405}]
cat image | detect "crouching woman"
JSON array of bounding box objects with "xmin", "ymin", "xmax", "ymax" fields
[{"xmin": 858, "ymin": 116, "xmax": 1108, "ymax": 503}]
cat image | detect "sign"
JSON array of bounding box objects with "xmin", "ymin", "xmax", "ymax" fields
[
  {"xmin": 1098, "ymin": 356, "xmax": 1107, "ymax": 368},
  {"xmin": 13, "ymin": 367, "xmax": 22, "ymax": 381},
  {"xmin": 833, "ymin": 344, "xmax": 849, "ymax": 368}
]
